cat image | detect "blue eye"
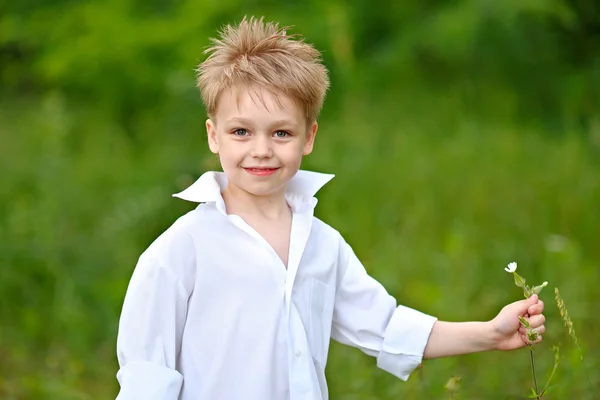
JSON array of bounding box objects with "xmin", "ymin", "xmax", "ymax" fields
[
  {"xmin": 274, "ymin": 131, "xmax": 290, "ymax": 138},
  {"xmin": 233, "ymin": 129, "xmax": 248, "ymax": 136}
]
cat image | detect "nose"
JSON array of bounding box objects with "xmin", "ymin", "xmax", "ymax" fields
[{"xmin": 250, "ymin": 134, "xmax": 273, "ymax": 158}]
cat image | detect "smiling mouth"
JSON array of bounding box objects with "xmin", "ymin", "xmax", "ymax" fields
[{"xmin": 243, "ymin": 167, "xmax": 280, "ymax": 176}]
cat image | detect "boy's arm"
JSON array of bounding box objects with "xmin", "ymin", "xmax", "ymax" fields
[
  {"xmin": 116, "ymin": 233, "xmax": 195, "ymax": 400},
  {"xmin": 331, "ymin": 237, "xmax": 545, "ymax": 380},
  {"xmin": 423, "ymin": 296, "xmax": 545, "ymax": 359},
  {"xmin": 331, "ymin": 237, "xmax": 437, "ymax": 381}
]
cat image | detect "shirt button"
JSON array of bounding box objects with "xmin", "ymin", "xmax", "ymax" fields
[{"xmin": 294, "ymin": 349, "xmax": 302, "ymax": 357}]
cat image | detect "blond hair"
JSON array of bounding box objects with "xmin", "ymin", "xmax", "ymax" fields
[{"xmin": 196, "ymin": 16, "xmax": 330, "ymax": 122}]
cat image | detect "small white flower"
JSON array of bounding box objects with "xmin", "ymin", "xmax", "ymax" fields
[{"xmin": 505, "ymin": 262, "xmax": 517, "ymax": 273}]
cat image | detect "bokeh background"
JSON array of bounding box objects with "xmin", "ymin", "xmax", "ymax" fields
[{"xmin": 1, "ymin": 1, "xmax": 599, "ymax": 399}]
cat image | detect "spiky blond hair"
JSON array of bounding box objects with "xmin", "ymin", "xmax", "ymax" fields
[{"xmin": 196, "ymin": 16, "xmax": 330, "ymax": 123}]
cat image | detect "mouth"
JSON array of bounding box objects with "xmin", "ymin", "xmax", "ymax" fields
[{"xmin": 243, "ymin": 167, "xmax": 280, "ymax": 176}]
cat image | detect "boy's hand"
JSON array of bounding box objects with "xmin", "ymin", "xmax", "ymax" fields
[{"xmin": 490, "ymin": 294, "xmax": 546, "ymax": 351}]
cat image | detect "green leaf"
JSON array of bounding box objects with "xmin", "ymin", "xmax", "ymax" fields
[
  {"xmin": 523, "ymin": 285, "xmax": 533, "ymax": 298},
  {"xmin": 531, "ymin": 282, "xmax": 548, "ymax": 295},
  {"xmin": 528, "ymin": 387, "xmax": 538, "ymax": 398},
  {"xmin": 513, "ymin": 272, "xmax": 527, "ymax": 288},
  {"xmin": 518, "ymin": 316, "xmax": 531, "ymax": 328},
  {"xmin": 444, "ymin": 375, "xmax": 461, "ymax": 392}
]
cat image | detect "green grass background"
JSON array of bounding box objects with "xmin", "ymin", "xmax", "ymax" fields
[{"xmin": 1, "ymin": 1, "xmax": 599, "ymax": 398}]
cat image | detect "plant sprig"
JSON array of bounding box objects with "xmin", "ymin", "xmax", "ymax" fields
[
  {"xmin": 505, "ymin": 262, "xmax": 555, "ymax": 400},
  {"xmin": 505, "ymin": 262, "xmax": 548, "ymax": 299}
]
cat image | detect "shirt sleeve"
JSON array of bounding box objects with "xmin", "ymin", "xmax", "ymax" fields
[
  {"xmin": 115, "ymin": 230, "xmax": 195, "ymax": 399},
  {"xmin": 331, "ymin": 236, "xmax": 438, "ymax": 381}
]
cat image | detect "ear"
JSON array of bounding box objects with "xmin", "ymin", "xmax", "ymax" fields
[
  {"xmin": 302, "ymin": 121, "xmax": 318, "ymax": 155},
  {"xmin": 206, "ymin": 119, "xmax": 219, "ymax": 154}
]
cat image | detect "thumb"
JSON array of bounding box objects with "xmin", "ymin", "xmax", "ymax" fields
[{"xmin": 515, "ymin": 294, "xmax": 538, "ymax": 315}]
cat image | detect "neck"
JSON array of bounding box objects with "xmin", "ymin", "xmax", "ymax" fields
[{"xmin": 222, "ymin": 184, "xmax": 290, "ymax": 220}]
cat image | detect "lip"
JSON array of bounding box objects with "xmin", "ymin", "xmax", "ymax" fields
[{"xmin": 243, "ymin": 167, "xmax": 279, "ymax": 176}]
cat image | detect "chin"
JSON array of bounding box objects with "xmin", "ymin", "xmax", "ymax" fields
[
  {"xmin": 244, "ymin": 185, "xmax": 284, "ymax": 197},
  {"xmin": 238, "ymin": 180, "xmax": 287, "ymax": 197}
]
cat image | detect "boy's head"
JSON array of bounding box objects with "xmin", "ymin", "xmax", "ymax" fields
[
  {"xmin": 196, "ymin": 16, "xmax": 330, "ymax": 124},
  {"xmin": 196, "ymin": 17, "xmax": 330, "ymax": 199}
]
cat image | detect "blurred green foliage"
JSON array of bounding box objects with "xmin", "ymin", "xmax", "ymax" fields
[{"xmin": 1, "ymin": 0, "xmax": 599, "ymax": 399}]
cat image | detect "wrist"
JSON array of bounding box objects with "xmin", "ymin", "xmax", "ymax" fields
[{"xmin": 484, "ymin": 320, "xmax": 503, "ymax": 351}]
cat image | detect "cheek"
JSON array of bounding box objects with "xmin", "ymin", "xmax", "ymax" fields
[
  {"xmin": 214, "ymin": 142, "xmax": 243, "ymax": 168},
  {"xmin": 282, "ymin": 143, "xmax": 305, "ymax": 165}
]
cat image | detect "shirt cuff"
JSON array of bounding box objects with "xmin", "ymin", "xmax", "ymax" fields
[
  {"xmin": 376, "ymin": 305, "xmax": 438, "ymax": 381},
  {"xmin": 116, "ymin": 361, "xmax": 183, "ymax": 400}
]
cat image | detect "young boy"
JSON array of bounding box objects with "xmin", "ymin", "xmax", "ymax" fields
[{"xmin": 115, "ymin": 17, "xmax": 546, "ymax": 400}]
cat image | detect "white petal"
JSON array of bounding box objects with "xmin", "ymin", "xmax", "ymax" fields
[{"xmin": 506, "ymin": 262, "xmax": 517, "ymax": 273}]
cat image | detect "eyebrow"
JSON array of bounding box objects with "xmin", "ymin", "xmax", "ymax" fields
[{"xmin": 225, "ymin": 117, "xmax": 299, "ymax": 127}]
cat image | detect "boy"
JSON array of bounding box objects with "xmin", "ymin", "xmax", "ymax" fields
[{"xmin": 115, "ymin": 17, "xmax": 546, "ymax": 400}]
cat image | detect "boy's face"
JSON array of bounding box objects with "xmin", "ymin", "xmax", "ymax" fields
[{"xmin": 206, "ymin": 86, "xmax": 317, "ymax": 199}]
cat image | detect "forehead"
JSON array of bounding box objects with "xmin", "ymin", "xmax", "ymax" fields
[{"xmin": 215, "ymin": 85, "xmax": 305, "ymax": 124}]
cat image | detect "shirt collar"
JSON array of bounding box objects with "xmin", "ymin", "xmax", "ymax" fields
[{"xmin": 172, "ymin": 170, "xmax": 335, "ymax": 213}]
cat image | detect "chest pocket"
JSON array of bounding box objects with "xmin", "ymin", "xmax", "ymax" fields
[{"xmin": 309, "ymin": 278, "xmax": 335, "ymax": 367}]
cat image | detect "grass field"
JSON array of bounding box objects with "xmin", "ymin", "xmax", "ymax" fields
[{"xmin": 1, "ymin": 91, "xmax": 599, "ymax": 399}]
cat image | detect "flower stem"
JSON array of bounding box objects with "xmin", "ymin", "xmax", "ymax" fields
[{"xmin": 529, "ymin": 347, "xmax": 540, "ymax": 398}]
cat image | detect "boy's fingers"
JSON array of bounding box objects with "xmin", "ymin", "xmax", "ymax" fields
[
  {"xmin": 527, "ymin": 314, "xmax": 546, "ymax": 328},
  {"xmin": 527, "ymin": 294, "xmax": 539, "ymax": 305},
  {"xmin": 536, "ymin": 325, "xmax": 546, "ymax": 334},
  {"xmin": 528, "ymin": 300, "xmax": 544, "ymax": 315},
  {"xmin": 514, "ymin": 295, "xmax": 538, "ymax": 315},
  {"xmin": 520, "ymin": 324, "xmax": 546, "ymax": 335}
]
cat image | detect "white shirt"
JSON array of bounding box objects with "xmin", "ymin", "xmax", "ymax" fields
[{"xmin": 115, "ymin": 170, "xmax": 437, "ymax": 400}]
